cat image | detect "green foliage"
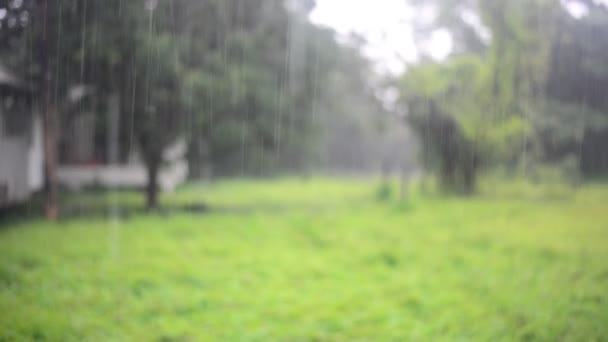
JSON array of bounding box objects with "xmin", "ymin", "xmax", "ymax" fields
[
  {"xmin": 400, "ymin": 0, "xmax": 608, "ymax": 191},
  {"xmin": 401, "ymin": 56, "xmax": 526, "ymax": 194},
  {"xmin": 1, "ymin": 179, "xmax": 608, "ymax": 340},
  {"xmin": 375, "ymin": 181, "xmax": 393, "ymax": 201}
]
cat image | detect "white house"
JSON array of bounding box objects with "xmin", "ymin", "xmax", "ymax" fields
[
  {"xmin": 0, "ymin": 64, "xmax": 188, "ymax": 208},
  {"xmin": 0, "ymin": 65, "xmax": 44, "ymax": 208}
]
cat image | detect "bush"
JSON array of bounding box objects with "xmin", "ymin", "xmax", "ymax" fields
[{"xmin": 375, "ymin": 181, "xmax": 393, "ymax": 201}]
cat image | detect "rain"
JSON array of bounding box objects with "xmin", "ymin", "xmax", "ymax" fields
[{"xmin": 0, "ymin": 0, "xmax": 607, "ymax": 339}]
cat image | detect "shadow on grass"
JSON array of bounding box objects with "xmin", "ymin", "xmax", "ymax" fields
[
  {"xmin": 0, "ymin": 190, "xmax": 212, "ymax": 226},
  {"xmin": 58, "ymin": 201, "xmax": 352, "ymax": 220},
  {"xmin": 0, "ymin": 197, "xmax": 356, "ymax": 227}
]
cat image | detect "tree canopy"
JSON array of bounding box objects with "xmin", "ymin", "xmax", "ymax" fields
[{"xmin": 401, "ymin": 0, "xmax": 608, "ymax": 193}]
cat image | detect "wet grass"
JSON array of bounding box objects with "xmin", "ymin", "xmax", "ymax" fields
[{"xmin": 0, "ymin": 178, "xmax": 607, "ymax": 340}]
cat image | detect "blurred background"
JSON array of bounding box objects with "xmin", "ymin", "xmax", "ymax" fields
[{"xmin": 0, "ymin": 0, "xmax": 607, "ymax": 340}]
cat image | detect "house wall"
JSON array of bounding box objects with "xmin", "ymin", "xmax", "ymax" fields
[
  {"xmin": 28, "ymin": 114, "xmax": 44, "ymax": 192},
  {"xmin": 57, "ymin": 139, "xmax": 189, "ymax": 192},
  {"xmin": 0, "ymin": 108, "xmax": 36, "ymax": 206},
  {"xmin": 57, "ymin": 160, "xmax": 188, "ymax": 192}
]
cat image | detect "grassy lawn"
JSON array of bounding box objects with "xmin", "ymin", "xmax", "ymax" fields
[{"xmin": 0, "ymin": 178, "xmax": 607, "ymax": 341}]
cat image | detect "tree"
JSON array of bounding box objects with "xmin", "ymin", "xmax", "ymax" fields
[
  {"xmin": 542, "ymin": 2, "xmax": 608, "ymax": 176},
  {"xmin": 400, "ymin": 0, "xmax": 566, "ymax": 192},
  {"xmin": 400, "ymin": 56, "xmax": 526, "ymax": 194}
]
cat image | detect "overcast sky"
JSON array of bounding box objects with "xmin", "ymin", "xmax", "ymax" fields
[
  {"xmin": 309, "ymin": 0, "xmax": 452, "ymax": 75},
  {"xmin": 309, "ymin": 0, "xmax": 607, "ymax": 75}
]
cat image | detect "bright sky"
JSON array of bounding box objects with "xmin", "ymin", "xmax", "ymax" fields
[
  {"xmin": 310, "ymin": 0, "xmax": 608, "ymax": 75},
  {"xmin": 309, "ymin": 0, "xmax": 453, "ymax": 75}
]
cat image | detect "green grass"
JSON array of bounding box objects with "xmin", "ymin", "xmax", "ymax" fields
[{"xmin": 1, "ymin": 178, "xmax": 607, "ymax": 341}]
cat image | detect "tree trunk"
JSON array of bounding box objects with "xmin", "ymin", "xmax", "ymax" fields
[
  {"xmin": 440, "ymin": 158, "xmax": 456, "ymax": 193},
  {"xmin": 146, "ymin": 160, "xmax": 160, "ymax": 210},
  {"xmin": 40, "ymin": 0, "xmax": 58, "ymax": 221},
  {"xmin": 462, "ymin": 163, "xmax": 477, "ymax": 195},
  {"xmin": 43, "ymin": 105, "xmax": 58, "ymax": 220}
]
